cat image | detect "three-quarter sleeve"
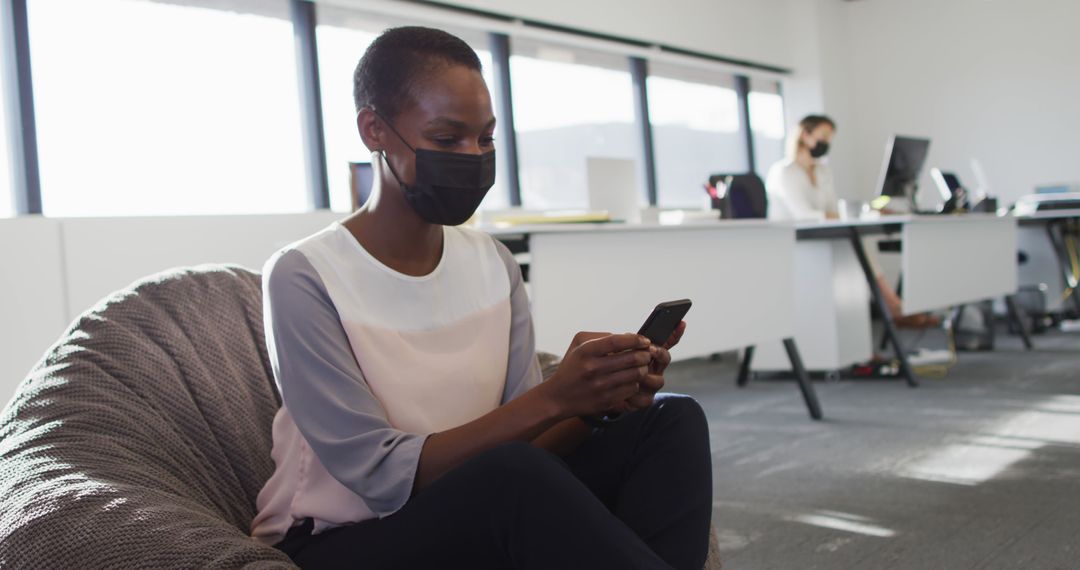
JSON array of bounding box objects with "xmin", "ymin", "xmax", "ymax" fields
[
  {"xmin": 492, "ymin": 240, "xmax": 544, "ymax": 405},
  {"xmin": 263, "ymin": 249, "xmax": 428, "ymax": 517}
]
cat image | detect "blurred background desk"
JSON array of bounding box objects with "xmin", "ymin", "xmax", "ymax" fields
[
  {"xmin": 485, "ymin": 220, "xmax": 824, "ymax": 420},
  {"xmin": 1016, "ymin": 209, "xmax": 1080, "ymax": 317},
  {"xmin": 753, "ymin": 214, "xmax": 1017, "ymax": 387}
]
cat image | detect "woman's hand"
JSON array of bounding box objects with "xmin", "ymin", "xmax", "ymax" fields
[
  {"xmin": 540, "ymin": 332, "xmax": 653, "ymax": 419},
  {"xmin": 621, "ymin": 320, "xmax": 686, "ymax": 411}
]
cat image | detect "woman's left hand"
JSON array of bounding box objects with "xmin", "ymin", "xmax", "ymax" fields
[{"xmin": 619, "ymin": 321, "xmax": 686, "ymax": 411}]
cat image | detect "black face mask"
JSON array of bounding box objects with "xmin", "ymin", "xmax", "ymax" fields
[
  {"xmin": 375, "ymin": 112, "xmax": 495, "ymax": 226},
  {"xmin": 810, "ymin": 140, "xmax": 830, "ymax": 159}
]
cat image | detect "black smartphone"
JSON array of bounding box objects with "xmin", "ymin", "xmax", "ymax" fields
[{"xmin": 638, "ymin": 299, "xmax": 692, "ymax": 345}]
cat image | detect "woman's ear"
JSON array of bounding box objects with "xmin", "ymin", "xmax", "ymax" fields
[{"xmin": 357, "ymin": 107, "xmax": 383, "ymax": 152}]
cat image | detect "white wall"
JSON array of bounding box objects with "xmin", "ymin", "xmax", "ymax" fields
[
  {"xmin": 831, "ymin": 0, "xmax": 1080, "ymax": 205},
  {"xmin": 0, "ymin": 213, "xmax": 341, "ymax": 408},
  {"xmin": 0, "ymin": 218, "xmax": 68, "ymax": 402},
  {"xmin": 778, "ymin": 0, "xmax": 857, "ymax": 198}
]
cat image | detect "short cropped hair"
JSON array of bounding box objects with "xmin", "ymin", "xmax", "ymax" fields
[{"xmin": 353, "ymin": 26, "xmax": 483, "ymax": 119}]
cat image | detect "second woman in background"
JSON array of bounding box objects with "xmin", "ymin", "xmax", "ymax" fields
[
  {"xmin": 765, "ymin": 114, "xmax": 938, "ymax": 327},
  {"xmin": 766, "ymin": 115, "xmax": 838, "ymax": 221}
]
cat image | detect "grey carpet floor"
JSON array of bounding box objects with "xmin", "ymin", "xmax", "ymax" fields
[{"xmin": 663, "ymin": 326, "xmax": 1080, "ymax": 570}]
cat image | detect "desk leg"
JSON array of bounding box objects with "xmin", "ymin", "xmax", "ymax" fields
[
  {"xmin": 1046, "ymin": 222, "xmax": 1080, "ymax": 315},
  {"xmin": 848, "ymin": 226, "xmax": 918, "ymax": 387},
  {"xmin": 783, "ymin": 338, "xmax": 823, "ymax": 420},
  {"xmin": 736, "ymin": 345, "xmax": 755, "ymax": 387},
  {"xmin": 1004, "ymin": 295, "xmax": 1034, "ymax": 350}
]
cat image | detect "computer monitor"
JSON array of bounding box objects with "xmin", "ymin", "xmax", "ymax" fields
[
  {"xmin": 876, "ymin": 136, "xmax": 931, "ymax": 204},
  {"xmin": 349, "ymin": 162, "xmax": 375, "ymax": 210}
]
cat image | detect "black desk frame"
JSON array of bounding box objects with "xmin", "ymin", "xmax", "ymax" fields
[
  {"xmin": 736, "ymin": 340, "xmax": 823, "ymax": 420},
  {"xmin": 739, "ymin": 221, "xmax": 919, "ymax": 388}
]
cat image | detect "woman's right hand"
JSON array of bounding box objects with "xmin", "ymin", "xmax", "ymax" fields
[{"xmin": 540, "ymin": 332, "xmax": 653, "ymax": 419}]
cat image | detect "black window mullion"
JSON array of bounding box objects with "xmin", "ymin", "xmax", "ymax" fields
[
  {"xmin": 291, "ymin": 0, "xmax": 330, "ymax": 210},
  {"xmin": 734, "ymin": 74, "xmax": 756, "ymax": 175},
  {"xmin": 488, "ymin": 32, "xmax": 521, "ymax": 207},
  {"xmin": 629, "ymin": 56, "xmax": 658, "ymax": 207},
  {"xmin": 4, "ymin": 0, "xmax": 42, "ymax": 215}
]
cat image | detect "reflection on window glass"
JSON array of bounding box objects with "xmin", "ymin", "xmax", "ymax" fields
[
  {"xmin": 510, "ymin": 42, "xmax": 638, "ymax": 210},
  {"xmin": 316, "ymin": 9, "xmax": 505, "ymax": 213},
  {"xmin": 648, "ymin": 66, "xmax": 746, "ymax": 208},
  {"xmin": 29, "ymin": 0, "xmax": 307, "ymax": 216},
  {"xmin": 749, "ymin": 78, "xmax": 786, "ymax": 177},
  {"xmin": 1, "ymin": 3, "xmax": 14, "ymax": 218}
]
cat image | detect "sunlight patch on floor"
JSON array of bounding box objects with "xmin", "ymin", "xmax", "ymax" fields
[
  {"xmin": 787, "ymin": 510, "xmax": 897, "ymax": 538},
  {"xmin": 900, "ymin": 394, "xmax": 1080, "ymax": 485}
]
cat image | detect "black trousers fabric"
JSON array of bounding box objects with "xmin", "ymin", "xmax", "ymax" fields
[{"xmin": 274, "ymin": 393, "xmax": 713, "ymax": 569}]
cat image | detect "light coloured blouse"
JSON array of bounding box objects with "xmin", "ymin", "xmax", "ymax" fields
[
  {"xmin": 766, "ymin": 159, "xmax": 838, "ymax": 221},
  {"xmin": 250, "ymin": 221, "xmax": 541, "ymax": 546}
]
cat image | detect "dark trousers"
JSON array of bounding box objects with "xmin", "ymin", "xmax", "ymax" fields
[{"xmin": 274, "ymin": 393, "xmax": 713, "ymax": 569}]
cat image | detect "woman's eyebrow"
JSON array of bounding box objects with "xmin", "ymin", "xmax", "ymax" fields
[{"xmin": 425, "ymin": 117, "xmax": 497, "ymax": 130}]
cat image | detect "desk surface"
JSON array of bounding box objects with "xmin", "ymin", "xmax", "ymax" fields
[
  {"xmin": 481, "ymin": 212, "xmax": 1028, "ymax": 239},
  {"xmin": 1014, "ymin": 209, "xmax": 1080, "ymax": 224},
  {"xmin": 479, "ymin": 217, "xmax": 789, "ymax": 237},
  {"xmin": 795, "ymin": 213, "xmax": 1014, "ymax": 237}
]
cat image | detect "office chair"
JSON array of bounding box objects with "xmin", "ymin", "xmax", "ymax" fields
[{"xmin": 709, "ymin": 172, "xmax": 769, "ymax": 219}]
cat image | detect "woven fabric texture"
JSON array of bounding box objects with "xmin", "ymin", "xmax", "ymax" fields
[{"xmin": 0, "ymin": 265, "xmax": 295, "ymax": 569}]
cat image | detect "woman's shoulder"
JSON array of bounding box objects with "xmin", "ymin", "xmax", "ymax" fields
[
  {"xmin": 767, "ymin": 158, "xmax": 799, "ymax": 177},
  {"xmin": 448, "ymin": 225, "xmax": 509, "ymax": 258},
  {"xmin": 447, "ymin": 226, "xmax": 519, "ymax": 283},
  {"xmin": 261, "ymin": 222, "xmax": 343, "ymax": 283},
  {"xmin": 766, "ymin": 159, "xmax": 802, "ymax": 190}
]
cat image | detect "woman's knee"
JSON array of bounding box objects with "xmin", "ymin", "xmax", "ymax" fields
[{"xmin": 654, "ymin": 393, "xmax": 708, "ymax": 429}]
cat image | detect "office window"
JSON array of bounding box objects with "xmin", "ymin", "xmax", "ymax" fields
[
  {"xmin": 749, "ymin": 78, "xmax": 786, "ymax": 177},
  {"xmin": 648, "ymin": 64, "xmax": 747, "ymax": 209},
  {"xmin": 510, "ymin": 40, "xmax": 638, "ymax": 210},
  {"xmin": 0, "ymin": 2, "xmax": 13, "ymax": 218},
  {"xmin": 28, "ymin": 0, "xmax": 307, "ymax": 216},
  {"xmin": 316, "ymin": 8, "xmax": 505, "ymax": 213}
]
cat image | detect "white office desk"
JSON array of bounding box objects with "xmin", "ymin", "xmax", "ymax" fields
[
  {"xmin": 1015, "ymin": 210, "xmax": 1080, "ymax": 315},
  {"xmin": 486, "ymin": 220, "xmax": 795, "ymax": 356},
  {"xmin": 901, "ymin": 215, "xmax": 1017, "ymax": 313},
  {"xmin": 484, "ymin": 220, "xmax": 824, "ymax": 419},
  {"xmin": 753, "ymin": 214, "xmax": 1020, "ymax": 386}
]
